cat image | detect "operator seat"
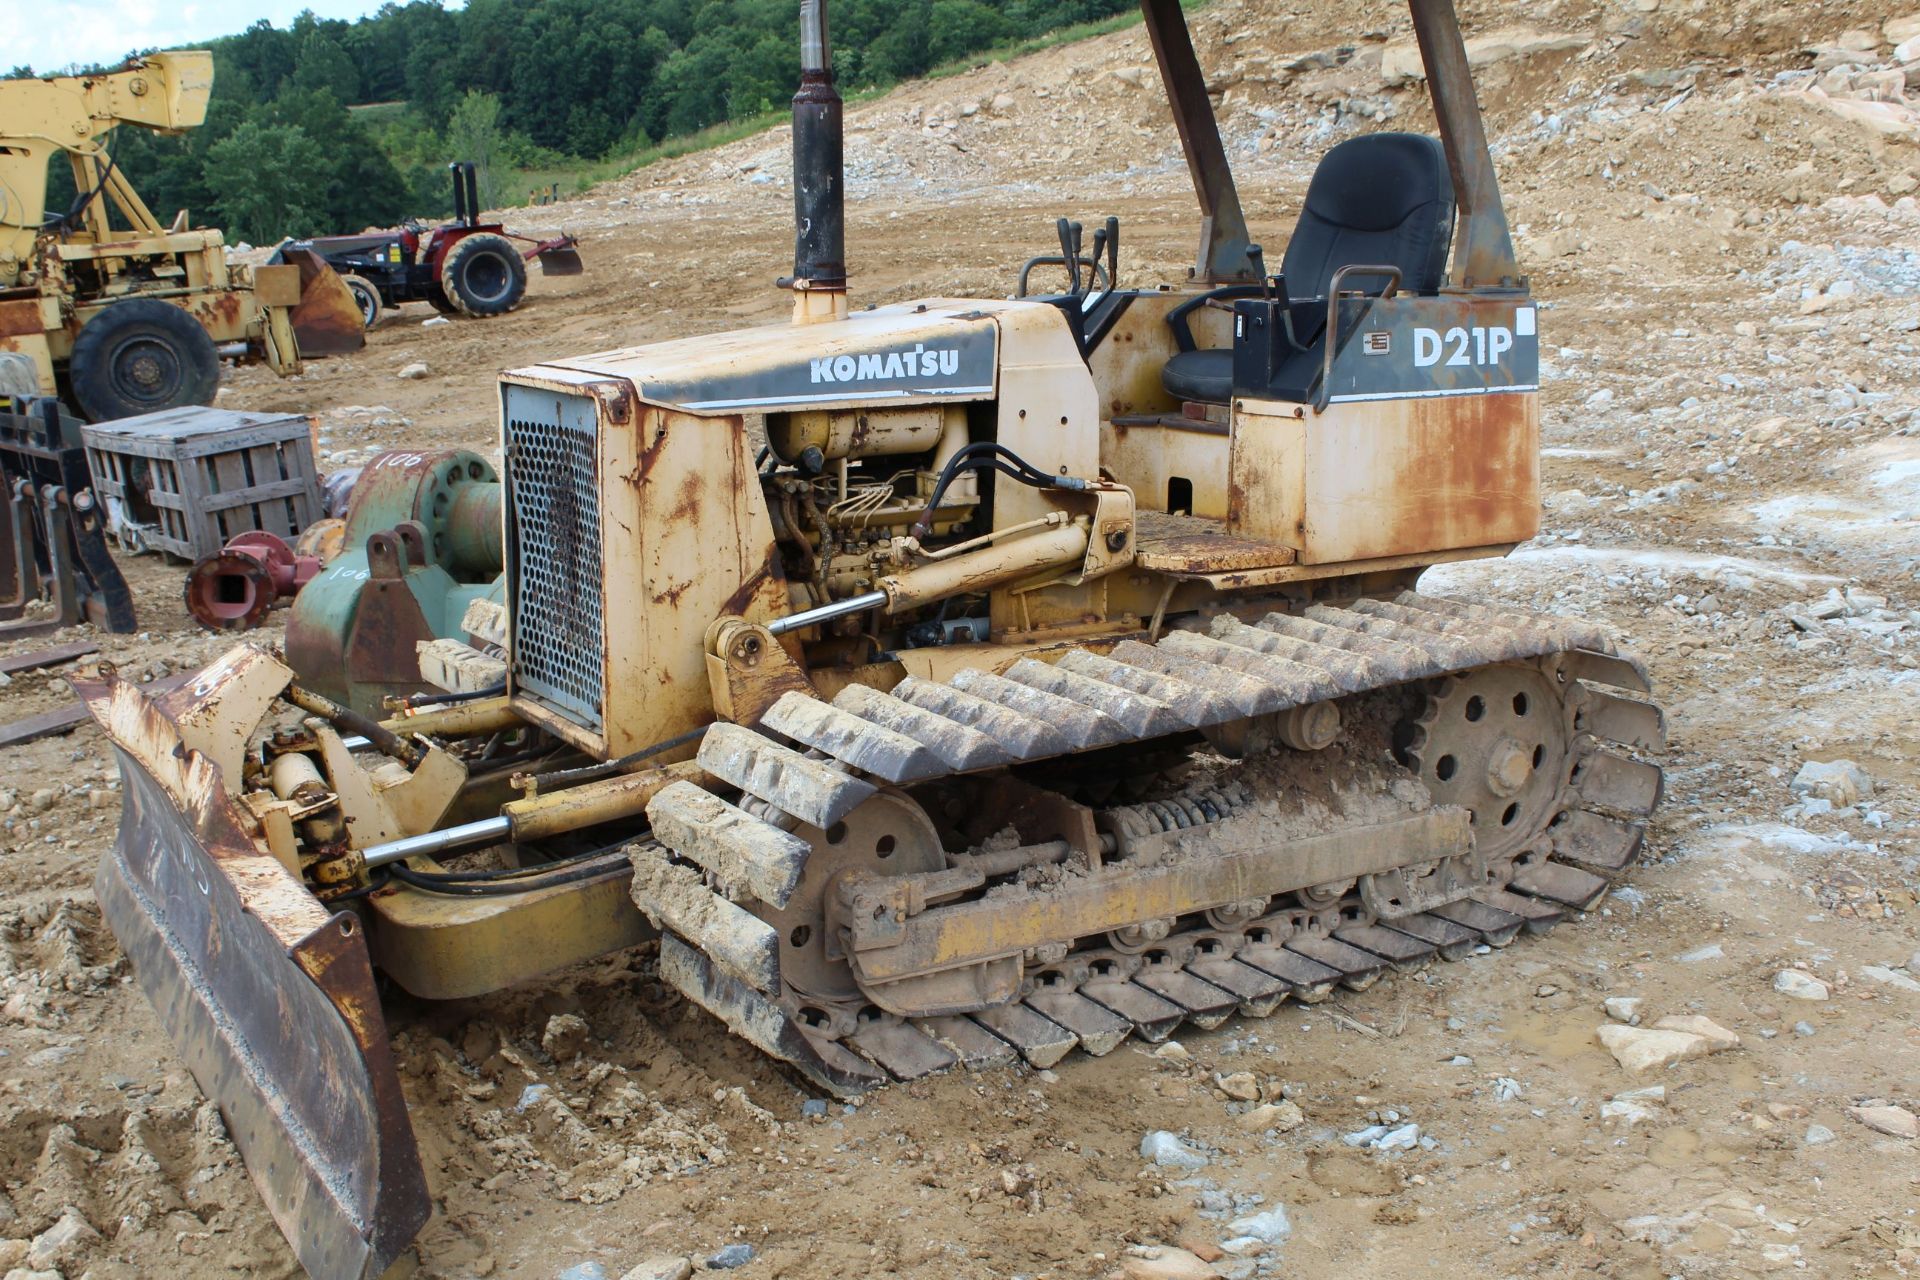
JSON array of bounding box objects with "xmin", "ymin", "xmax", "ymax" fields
[{"xmin": 1160, "ymin": 132, "xmax": 1456, "ymax": 405}]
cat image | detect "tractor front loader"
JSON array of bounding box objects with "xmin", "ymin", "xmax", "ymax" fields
[
  {"xmin": 85, "ymin": 2, "xmax": 1665, "ymax": 1276},
  {"xmin": 0, "ymin": 53, "xmax": 363, "ymax": 421}
]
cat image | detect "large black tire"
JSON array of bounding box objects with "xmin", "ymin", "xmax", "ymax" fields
[
  {"xmin": 439, "ymin": 233, "xmax": 527, "ymax": 317},
  {"xmin": 345, "ymin": 275, "xmax": 383, "ymax": 329},
  {"xmin": 68, "ymin": 298, "xmax": 221, "ymax": 422}
]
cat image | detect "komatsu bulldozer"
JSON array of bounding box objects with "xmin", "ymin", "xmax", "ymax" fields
[
  {"xmin": 0, "ymin": 52, "xmax": 363, "ymax": 421},
  {"xmin": 80, "ymin": 2, "xmax": 1665, "ymax": 1276}
]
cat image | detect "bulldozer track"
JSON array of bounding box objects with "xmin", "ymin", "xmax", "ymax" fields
[{"xmin": 634, "ymin": 591, "xmax": 1665, "ymax": 1096}]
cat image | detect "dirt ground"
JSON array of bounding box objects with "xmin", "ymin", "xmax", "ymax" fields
[{"xmin": 5, "ymin": 0, "xmax": 1920, "ymax": 1277}]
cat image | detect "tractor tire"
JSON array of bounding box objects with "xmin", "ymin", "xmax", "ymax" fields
[
  {"xmin": 345, "ymin": 275, "xmax": 383, "ymax": 329},
  {"xmin": 439, "ymin": 233, "xmax": 526, "ymax": 317},
  {"xmin": 426, "ymin": 287, "xmax": 459, "ymax": 316},
  {"xmin": 68, "ymin": 298, "xmax": 221, "ymax": 422}
]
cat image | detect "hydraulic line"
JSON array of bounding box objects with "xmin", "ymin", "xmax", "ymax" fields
[
  {"xmin": 385, "ymin": 855, "xmax": 630, "ymax": 897},
  {"xmin": 911, "ymin": 441, "xmax": 1086, "ymax": 538}
]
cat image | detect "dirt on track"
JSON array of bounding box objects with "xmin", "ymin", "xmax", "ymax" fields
[{"xmin": 5, "ymin": 0, "xmax": 1920, "ymax": 1277}]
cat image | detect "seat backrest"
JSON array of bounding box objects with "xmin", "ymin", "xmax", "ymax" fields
[{"xmin": 1281, "ymin": 133, "xmax": 1455, "ymax": 301}]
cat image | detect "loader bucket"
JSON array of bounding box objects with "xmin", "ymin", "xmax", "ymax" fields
[
  {"xmin": 78, "ymin": 670, "xmax": 430, "ymax": 1280},
  {"xmin": 283, "ymin": 247, "xmax": 369, "ymax": 357},
  {"xmin": 534, "ymin": 242, "xmax": 584, "ymax": 277}
]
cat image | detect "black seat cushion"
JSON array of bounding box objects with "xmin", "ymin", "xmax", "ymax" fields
[
  {"xmin": 1281, "ymin": 132, "xmax": 1455, "ymax": 300},
  {"xmin": 1160, "ymin": 133, "xmax": 1455, "ymax": 405},
  {"xmin": 1161, "ymin": 348, "xmax": 1233, "ymax": 404}
]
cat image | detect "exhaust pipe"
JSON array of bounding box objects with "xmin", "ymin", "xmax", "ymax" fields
[{"xmin": 788, "ymin": 0, "xmax": 846, "ymax": 322}]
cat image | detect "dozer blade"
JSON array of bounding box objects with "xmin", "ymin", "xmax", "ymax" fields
[
  {"xmin": 282, "ymin": 247, "xmax": 367, "ymax": 357},
  {"xmin": 534, "ymin": 241, "xmax": 584, "ymax": 276},
  {"xmin": 78, "ymin": 671, "xmax": 429, "ymax": 1280}
]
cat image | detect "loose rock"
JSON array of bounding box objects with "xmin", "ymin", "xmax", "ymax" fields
[
  {"xmin": 542, "ymin": 1013, "xmax": 591, "ymax": 1061},
  {"xmin": 1224, "ymin": 1205, "xmax": 1291, "ymax": 1244},
  {"xmin": 27, "ymin": 1207, "xmax": 99, "ymax": 1268},
  {"xmin": 1773, "ymin": 970, "xmax": 1830, "ymax": 1001},
  {"xmin": 1140, "ymin": 1130, "xmax": 1209, "ymax": 1171},
  {"xmin": 1603, "ymin": 996, "xmax": 1644, "ymax": 1024},
  {"xmin": 708, "ymin": 1243, "xmax": 755, "ymax": 1269},
  {"xmin": 1216, "ymin": 1071, "xmax": 1259, "ymax": 1101},
  {"xmin": 1596, "ymin": 1024, "xmax": 1710, "ymax": 1072},
  {"xmin": 1848, "ymin": 1105, "xmax": 1919, "ymax": 1139},
  {"xmin": 1650, "ymin": 1014, "xmax": 1740, "ymax": 1052},
  {"xmin": 398, "ymin": 361, "xmax": 430, "ymax": 380},
  {"xmin": 1236, "ymin": 1100, "xmax": 1304, "ymax": 1133},
  {"xmin": 1601, "ymin": 1085, "xmax": 1667, "ymax": 1127},
  {"xmin": 1861, "ymin": 966, "xmax": 1920, "ymax": 994},
  {"xmin": 1790, "ymin": 759, "xmax": 1872, "ymax": 807},
  {"xmin": 1121, "ymin": 1245, "xmax": 1221, "ymax": 1280},
  {"xmin": 618, "ymin": 1260, "xmax": 692, "ymax": 1280}
]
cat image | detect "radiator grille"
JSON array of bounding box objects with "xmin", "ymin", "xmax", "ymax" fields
[{"xmin": 504, "ymin": 388, "xmax": 604, "ymax": 732}]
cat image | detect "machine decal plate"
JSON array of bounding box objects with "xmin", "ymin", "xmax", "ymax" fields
[
  {"xmin": 1325, "ymin": 297, "xmax": 1538, "ymax": 404},
  {"xmin": 639, "ymin": 317, "xmax": 998, "ymax": 412}
]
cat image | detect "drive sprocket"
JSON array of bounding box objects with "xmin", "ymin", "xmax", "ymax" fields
[{"xmin": 1398, "ymin": 662, "xmax": 1574, "ymax": 869}]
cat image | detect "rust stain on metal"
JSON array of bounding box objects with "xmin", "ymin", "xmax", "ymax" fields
[
  {"xmin": 717, "ymin": 560, "xmax": 777, "ymax": 619},
  {"xmin": 0, "ymin": 299, "xmax": 40, "ymax": 339},
  {"xmin": 667, "ymin": 470, "xmax": 704, "ymax": 524},
  {"xmin": 594, "ymin": 379, "xmax": 635, "ymax": 426}
]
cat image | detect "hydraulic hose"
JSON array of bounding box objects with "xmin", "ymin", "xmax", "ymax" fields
[{"xmin": 911, "ymin": 441, "xmax": 1086, "ymax": 538}]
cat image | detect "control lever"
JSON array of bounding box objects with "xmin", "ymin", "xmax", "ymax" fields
[
  {"xmin": 1247, "ymin": 243, "xmax": 1273, "ymax": 302},
  {"xmin": 1055, "ymin": 217, "xmax": 1079, "ymax": 296},
  {"xmin": 1103, "ymin": 215, "xmax": 1119, "ymax": 290},
  {"xmin": 1087, "ymin": 224, "xmax": 1109, "ymax": 296}
]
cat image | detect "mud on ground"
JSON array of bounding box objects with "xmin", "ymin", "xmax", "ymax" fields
[{"xmin": 4, "ymin": 0, "xmax": 1920, "ymax": 1276}]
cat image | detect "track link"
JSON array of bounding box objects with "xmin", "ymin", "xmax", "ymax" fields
[{"xmin": 631, "ymin": 591, "xmax": 1664, "ymax": 1095}]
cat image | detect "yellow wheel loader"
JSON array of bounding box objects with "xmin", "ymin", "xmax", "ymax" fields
[
  {"xmin": 81, "ymin": 3, "xmax": 1665, "ymax": 1276},
  {"xmin": 0, "ymin": 52, "xmax": 362, "ymax": 421}
]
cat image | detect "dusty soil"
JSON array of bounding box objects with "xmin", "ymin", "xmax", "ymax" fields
[{"xmin": 5, "ymin": 0, "xmax": 1920, "ymax": 1277}]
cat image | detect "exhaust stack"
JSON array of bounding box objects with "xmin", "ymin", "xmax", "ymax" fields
[{"xmin": 788, "ymin": 0, "xmax": 846, "ymax": 323}]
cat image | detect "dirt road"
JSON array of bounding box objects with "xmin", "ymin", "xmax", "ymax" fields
[{"xmin": 3, "ymin": 0, "xmax": 1919, "ymax": 1276}]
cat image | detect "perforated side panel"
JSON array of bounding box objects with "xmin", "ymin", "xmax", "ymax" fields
[{"xmin": 504, "ymin": 387, "xmax": 604, "ymax": 732}]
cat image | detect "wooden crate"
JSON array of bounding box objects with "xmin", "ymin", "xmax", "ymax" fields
[{"xmin": 81, "ymin": 406, "xmax": 321, "ymax": 561}]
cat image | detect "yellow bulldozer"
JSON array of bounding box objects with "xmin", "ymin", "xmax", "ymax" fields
[
  {"xmin": 80, "ymin": 2, "xmax": 1666, "ymax": 1277},
  {"xmin": 0, "ymin": 51, "xmax": 362, "ymax": 421}
]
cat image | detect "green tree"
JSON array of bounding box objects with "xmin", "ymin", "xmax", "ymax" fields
[
  {"xmin": 928, "ymin": 0, "xmax": 1012, "ymax": 66},
  {"xmin": 206, "ymin": 122, "xmax": 328, "ymax": 242},
  {"xmin": 260, "ymin": 89, "xmax": 410, "ymax": 229},
  {"xmin": 446, "ymin": 91, "xmax": 506, "ymax": 209},
  {"xmin": 291, "ymin": 29, "xmax": 361, "ymax": 101}
]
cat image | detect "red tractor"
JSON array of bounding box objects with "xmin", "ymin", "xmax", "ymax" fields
[{"xmin": 273, "ymin": 163, "xmax": 583, "ymax": 327}]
